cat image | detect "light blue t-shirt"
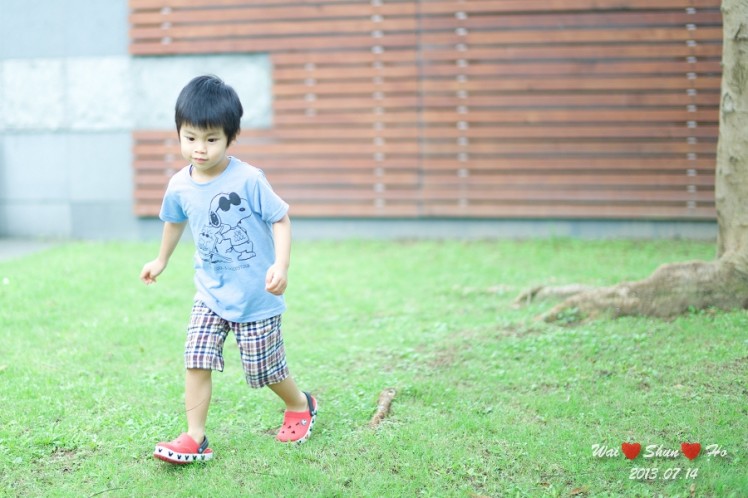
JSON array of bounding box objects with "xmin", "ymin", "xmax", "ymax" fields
[{"xmin": 160, "ymin": 157, "xmax": 289, "ymax": 323}]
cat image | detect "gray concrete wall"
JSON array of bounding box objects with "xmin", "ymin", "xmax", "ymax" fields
[{"xmin": 0, "ymin": 0, "xmax": 271, "ymax": 240}]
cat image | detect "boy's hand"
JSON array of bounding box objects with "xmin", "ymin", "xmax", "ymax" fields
[
  {"xmin": 265, "ymin": 264, "xmax": 288, "ymax": 295},
  {"xmin": 140, "ymin": 259, "xmax": 166, "ymax": 285}
]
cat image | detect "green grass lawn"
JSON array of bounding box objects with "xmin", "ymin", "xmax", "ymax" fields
[{"xmin": 0, "ymin": 239, "xmax": 745, "ymax": 497}]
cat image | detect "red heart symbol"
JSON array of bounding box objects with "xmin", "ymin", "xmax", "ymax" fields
[
  {"xmin": 621, "ymin": 442, "xmax": 641, "ymax": 460},
  {"xmin": 681, "ymin": 442, "xmax": 701, "ymax": 460}
]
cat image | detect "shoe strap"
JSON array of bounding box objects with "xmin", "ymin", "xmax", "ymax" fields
[
  {"xmin": 303, "ymin": 391, "xmax": 317, "ymax": 415},
  {"xmin": 198, "ymin": 436, "xmax": 209, "ymax": 454}
]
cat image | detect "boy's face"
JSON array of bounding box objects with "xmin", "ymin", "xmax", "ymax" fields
[{"xmin": 179, "ymin": 124, "xmax": 230, "ymax": 179}]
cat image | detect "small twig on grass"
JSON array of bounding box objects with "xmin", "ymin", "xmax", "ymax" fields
[
  {"xmin": 369, "ymin": 387, "xmax": 396, "ymax": 428},
  {"xmin": 88, "ymin": 487, "xmax": 128, "ymax": 497}
]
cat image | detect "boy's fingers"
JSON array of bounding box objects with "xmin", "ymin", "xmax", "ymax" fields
[
  {"xmin": 266, "ymin": 275, "xmax": 286, "ymax": 294},
  {"xmin": 140, "ymin": 269, "xmax": 157, "ymax": 284}
]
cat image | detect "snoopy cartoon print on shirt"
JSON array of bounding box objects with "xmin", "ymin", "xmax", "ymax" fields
[
  {"xmin": 196, "ymin": 224, "xmax": 232, "ymax": 264},
  {"xmin": 198, "ymin": 192, "xmax": 257, "ymax": 264}
]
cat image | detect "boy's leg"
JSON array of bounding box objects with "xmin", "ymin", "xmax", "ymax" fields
[
  {"xmin": 182, "ymin": 300, "xmax": 228, "ymax": 443},
  {"xmin": 268, "ymin": 376, "xmax": 308, "ymax": 411},
  {"xmin": 232, "ymin": 315, "xmax": 317, "ymax": 443},
  {"xmin": 185, "ymin": 368, "xmax": 212, "ymax": 444},
  {"xmin": 153, "ymin": 367, "xmax": 214, "ymax": 463}
]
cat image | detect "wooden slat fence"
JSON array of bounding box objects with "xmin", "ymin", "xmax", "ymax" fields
[{"xmin": 129, "ymin": 0, "xmax": 722, "ymax": 219}]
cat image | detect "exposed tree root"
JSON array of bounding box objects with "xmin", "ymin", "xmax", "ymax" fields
[
  {"xmin": 512, "ymin": 284, "xmax": 595, "ymax": 307},
  {"xmin": 515, "ymin": 258, "xmax": 748, "ymax": 323},
  {"xmin": 369, "ymin": 387, "xmax": 397, "ymax": 428}
]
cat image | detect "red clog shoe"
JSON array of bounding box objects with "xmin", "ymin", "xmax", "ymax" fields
[
  {"xmin": 154, "ymin": 433, "xmax": 213, "ymax": 464},
  {"xmin": 277, "ymin": 392, "xmax": 318, "ymax": 444}
]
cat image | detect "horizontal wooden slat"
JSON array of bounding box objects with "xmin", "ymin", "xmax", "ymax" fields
[
  {"xmin": 129, "ymin": 0, "xmax": 718, "ymax": 10},
  {"xmin": 420, "ymin": 77, "xmax": 722, "ymax": 93},
  {"xmin": 422, "ymin": 173, "xmax": 714, "ymax": 187},
  {"xmin": 130, "ymin": 3, "xmax": 416, "ymax": 24},
  {"xmin": 418, "ymin": 11, "xmax": 723, "ymax": 30},
  {"xmin": 133, "ymin": 141, "xmax": 717, "ymax": 158},
  {"xmin": 273, "ymin": 64, "xmax": 722, "ymax": 88},
  {"xmin": 132, "ymin": 42, "xmax": 724, "ymax": 63},
  {"xmin": 273, "ymin": 113, "xmax": 420, "ymax": 126},
  {"xmin": 419, "ymin": 109, "xmax": 717, "ymax": 123},
  {"xmin": 273, "ymin": 94, "xmax": 719, "ymax": 111},
  {"xmin": 135, "ymin": 185, "xmax": 713, "ymax": 203},
  {"xmin": 421, "ymin": 158, "xmax": 715, "ymax": 172},
  {"xmin": 273, "ymin": 81, "xmax": 419, "ymax": 97},
  {"xmin": 129, "ymin": 34, "xmax": 419, "ymax": 55},
  {"xmin": 266, "ymin": 114, "xmax": 717, "ymax": 128},
  {"xmin": 420, "ymin": 126, "xmax": 719, "ymax": 140},
  {"xmin": 419, "ymin": 61, "xmax": 722, "ymax": 78},
  {"xmin": 416, "ymin": 0, "xmax": 720, "ymax": 14},
  {"xmin": 418, "ymin": 93, "xmax": 721, "ymax": 108},
  {"xmin": 421, "ymin": 204, "xmax": 715, "ymax": 220},
  {"xmin": 133, "ymin": 200, "xmax": 422, "ymax": 218},
  {"xmin": 275, "ymin": 85, "xmax": 720, "ymax": 101},
  {"xmin": 270, "ymin": 46, "xmax": 721, "ymax": 68},
  {"xmin": 131, "ymin": 0, "xmax": 414, "ymax": 14},
  {"xmin": 420, "ymin": 28, "xmax": 723, "ymax": 47},
  {"xmin": 262, "ymin": 125, "xmax": 719, "ymax": 141},
  {"xmin": 418, "ymin": 189, "xmax": 713, "ymax": 204},
  {"xmin": 134, "ymin": 170, "xmax": 713, "ymax": 189},
  {"xmin": 134, "ymin": 124, "xmax": 720, "ymax": 142},
  {"xmin": 133, "ymin": 158, "xmax": 716, "ymax": 174},
  {"xmin": 134, "ymin": 142, "xmax": 420, "ymax": 156},
  {"xmin": 133, "ymin": 188, "xmax": 421, "ymax": 204},
  {"xmin": 420, "ymin": 142, "xmax": 716, "ymax": 155},
  {"xmin": 130, "ymin": 18, "xmax": 418, "ymax": 41}
]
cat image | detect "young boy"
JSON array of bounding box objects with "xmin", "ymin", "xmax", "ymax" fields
[{"xmin": 140, "ymin": 75, "xmax": 317, "ymax": 464}]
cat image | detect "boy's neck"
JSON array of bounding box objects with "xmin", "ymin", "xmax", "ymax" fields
[{"xmin": 191, "ymin": 156, "xmax": 230, "ymax": 183}]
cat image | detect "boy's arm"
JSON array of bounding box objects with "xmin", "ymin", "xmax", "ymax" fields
[
  {"xmin": 140, "ymin": 221, "xmax": 187, "ymax": 285},
  {"xmin": 265, "ymin": 214, "xmax": 291, "ymax": 295}
]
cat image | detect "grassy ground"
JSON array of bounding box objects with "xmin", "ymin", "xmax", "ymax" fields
[{"xmin": 0, "ymin": 239, "xmax": 745, "ymax": 497}]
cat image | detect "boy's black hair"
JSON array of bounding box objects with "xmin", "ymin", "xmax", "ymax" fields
[{"xmin": 175, "ymin": 74, "xmax": 243, "ymax": 144}]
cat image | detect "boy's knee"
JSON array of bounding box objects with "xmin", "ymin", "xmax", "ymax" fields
[{"xmin": 186, "ymin": 368, "xmax": 212, "ymax": 378}]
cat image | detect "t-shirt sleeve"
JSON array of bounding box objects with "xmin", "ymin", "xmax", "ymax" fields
[
  {"xmin": 252, "ymin": 171, "xmax": 289, "ymax": 223},
  {"xmin": 159, "ymin": 181, "xmax": 188, "ymax": 223}
]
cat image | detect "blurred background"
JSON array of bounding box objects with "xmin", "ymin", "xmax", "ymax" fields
[{"xmin": 0, "ymin": 0, "xmax": 723, "ymax": 240}]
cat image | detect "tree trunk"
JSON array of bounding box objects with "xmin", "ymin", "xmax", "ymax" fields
[{"xmin": 518, "ymin": 0, "xmax": 748, "ymax": 323}]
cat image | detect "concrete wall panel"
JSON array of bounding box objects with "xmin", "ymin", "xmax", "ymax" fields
[
  {"xmin": 1, "ymin": 201, "xmax": 71, "ymax": 237},
  {"xmin": 0, "ymin": 0, "xmax": 128, "ymax": 59},
  {"xmin": 1, "ymin": 133, "xmax": 70, "ymax": 200},
  {"xmin": 0, "ymin": 56, "xmax": 271, "ymax": 133},
  {"xmin": 70, "ymin": 201, "xmax": 140, "ymax": 240},
  {"xmin": 3, "ymin": 59, "xmax": 67, "ymax": 130},
  {"xmin": 67, "ymin": 57, "xmax": 134, "ymax": 131},
  {"xmin": 67, "ymin": 132, "xmax": 133, "ymax": 203},
  {"xmin": 130, "ymin": 55, "xmax": 272, "ymax": 130}
]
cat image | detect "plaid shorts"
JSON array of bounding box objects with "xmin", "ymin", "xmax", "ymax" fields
[{"xmin": 184, "ymin": 301, "xmax": 290, "ymax": 388}]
